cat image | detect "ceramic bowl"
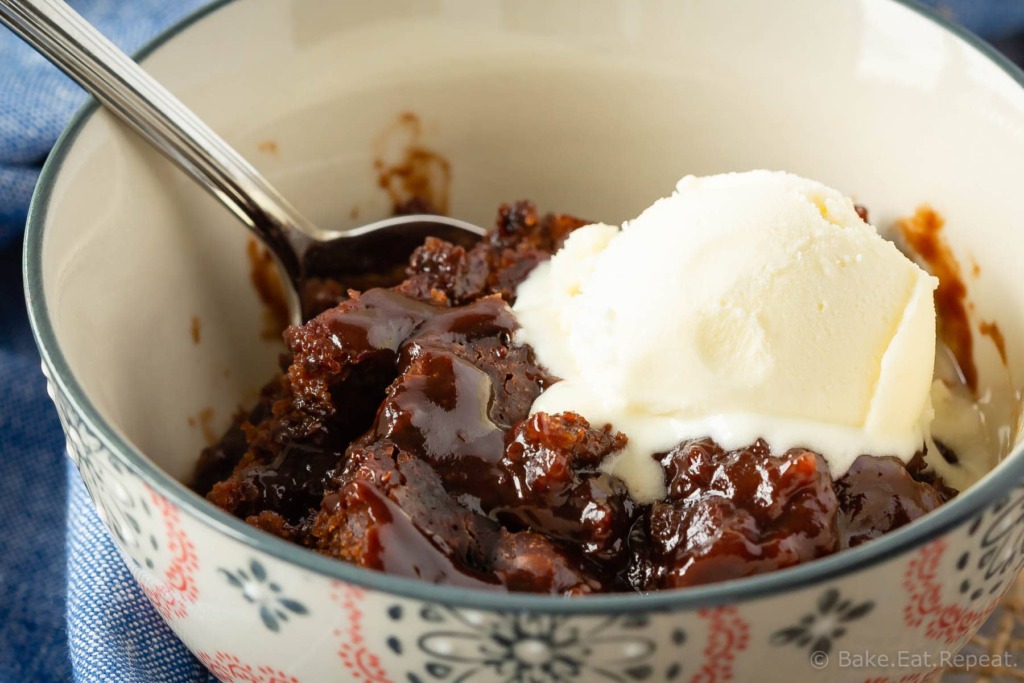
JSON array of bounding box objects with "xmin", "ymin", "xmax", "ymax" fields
[{"xmin": 25, "ymin": 0, "xmax": 1024, "ymax": 681}]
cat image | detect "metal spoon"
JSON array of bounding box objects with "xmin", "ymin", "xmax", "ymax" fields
[{"xmin": 0, "ymin": 0, "xmax": 486, "ymax": 325}]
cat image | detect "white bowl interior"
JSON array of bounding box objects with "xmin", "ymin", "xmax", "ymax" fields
[{"xmin": 40, "ymin": 0, "xmax": 1024, "ymax": 484}]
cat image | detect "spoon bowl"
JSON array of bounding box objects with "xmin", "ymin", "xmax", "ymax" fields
[{"xmin": 301, "ymin": 214, "xmax": 485, "ymax": 283}]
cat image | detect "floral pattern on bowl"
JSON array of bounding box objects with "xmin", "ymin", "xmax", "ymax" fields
[{"xmin": 48, "ymin": 360, "xmax": 1024, "ymax": 681}]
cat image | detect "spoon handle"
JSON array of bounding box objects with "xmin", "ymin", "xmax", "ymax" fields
[{"xmin": 0, "ymin": 0, "xmax": 323, "ymax": 280}]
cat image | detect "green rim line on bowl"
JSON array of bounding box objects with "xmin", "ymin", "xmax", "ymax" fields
[{"xmin": 23, "ymin": 0, "xmax": 1024, "ymax": 615}]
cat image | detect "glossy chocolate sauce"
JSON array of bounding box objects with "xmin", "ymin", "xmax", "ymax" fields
[{"xmin": 197, "ymin": 200, "xmax": 956, "ymax": 594}]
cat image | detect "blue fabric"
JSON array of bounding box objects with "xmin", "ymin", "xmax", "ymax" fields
[
  {"xmin": 0, "ymin": 1, "xmax": 1022, "ymax": 682},
  {"xmin": 0, "ymin": 242, "xmax": 68, "ymax": 683},
  {"xmin": 0, "ymin": 2, "xmax": 211, "ymax": 682},
  {"xmin": 66, "ymin": 460, "xmax": 212, "ymax": 683},
  {"xmin": 920, "ymin": 0, "xmax": 1024, "ymax": 40}
]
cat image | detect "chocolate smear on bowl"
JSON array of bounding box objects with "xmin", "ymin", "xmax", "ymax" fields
[
  {"xmin": 374, "ymin": 112, "xmax": 451, "ymax": 215},
  {"xmin": 188, "ymin": 406, "xmax": 219, "ymax": 446},
  {"xmin": 898, "ymin": 206, "xmax": 977, "ymax": 392},
  {"xmin": 247, "ymin": 238, "xmax": 291, "ymax": 339},
  {"xmin": 979, "ymin": 321, "xmax": 1008, "ymax": 365}
]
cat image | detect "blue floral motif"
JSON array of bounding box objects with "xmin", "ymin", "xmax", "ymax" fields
[
  {"xmin": 387, "ymin": 604, "xmax": 680, "ymax": 682},
  {"xmin": 219, "ymin": 559, "xmax": 308, "ymax": 632},
  {"xmin": 770, "ymin": 588, "xmax": 874, "ymax": 656},
  {"xmin": 956, "ymin": 485, "xmax": 1024, "ymax": 602},
  {"xmin": 46, "ymin": 370, "xmax": 143, "ymax": 553}
]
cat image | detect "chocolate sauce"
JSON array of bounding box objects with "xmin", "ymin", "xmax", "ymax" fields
[
  {"xmin": 835, "ymin": 454, "xmax": 950, "ymax": 547},
  {"xmin": 638, "ymin": 439, "xmax": 841, "ymax": 588},
  {"xmin": 349, "ymin": 480, "xmax": 502, "ymax": 589},
  {"xmin": 376, "ymin": 348, "xmax": 506, "ymax": 513},
  {"xmin": 198, "ymin": 200, "xmax": 958, "ymax": 594}
]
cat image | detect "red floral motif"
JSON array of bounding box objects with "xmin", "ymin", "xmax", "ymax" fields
[
  {"xmin": 862, "ymin": 669, "xmax": 941, "ymax": 683},
  {"xmin": 903, "ymin": 539, "xmax": 995, "ymax": 645},
  {"xmin": 197, "ymin": 652, "xmax": 299, "ymax": 683},
  {"xmin": 332, "ymin": 583, "xmax": 393, "ymax": 683},
  {"xmin": 688, "ymin": 606, "xmax": 751, "ymax": 683},
  {"xmin": 139, "ymin": 488, "xmax": 199, "ymax": 620}
]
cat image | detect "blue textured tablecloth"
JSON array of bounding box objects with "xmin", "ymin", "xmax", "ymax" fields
[
  {"xmin": 1, "ymin": 2, "xmax": 1023, "ymax": 682},
  {"xmin": 1, "ymin": 4, "xmax": 211, "ymax": 682}
]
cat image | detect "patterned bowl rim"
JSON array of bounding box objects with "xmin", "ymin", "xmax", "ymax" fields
[{"xmin": 23, "ymin": 0, "xmax": 1024, "ymax": 615}]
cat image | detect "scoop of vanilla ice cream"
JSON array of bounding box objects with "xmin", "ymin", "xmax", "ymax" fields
[{"xmin": 513, "ymin": 170, "xmax": 939, "ymax": 503}]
